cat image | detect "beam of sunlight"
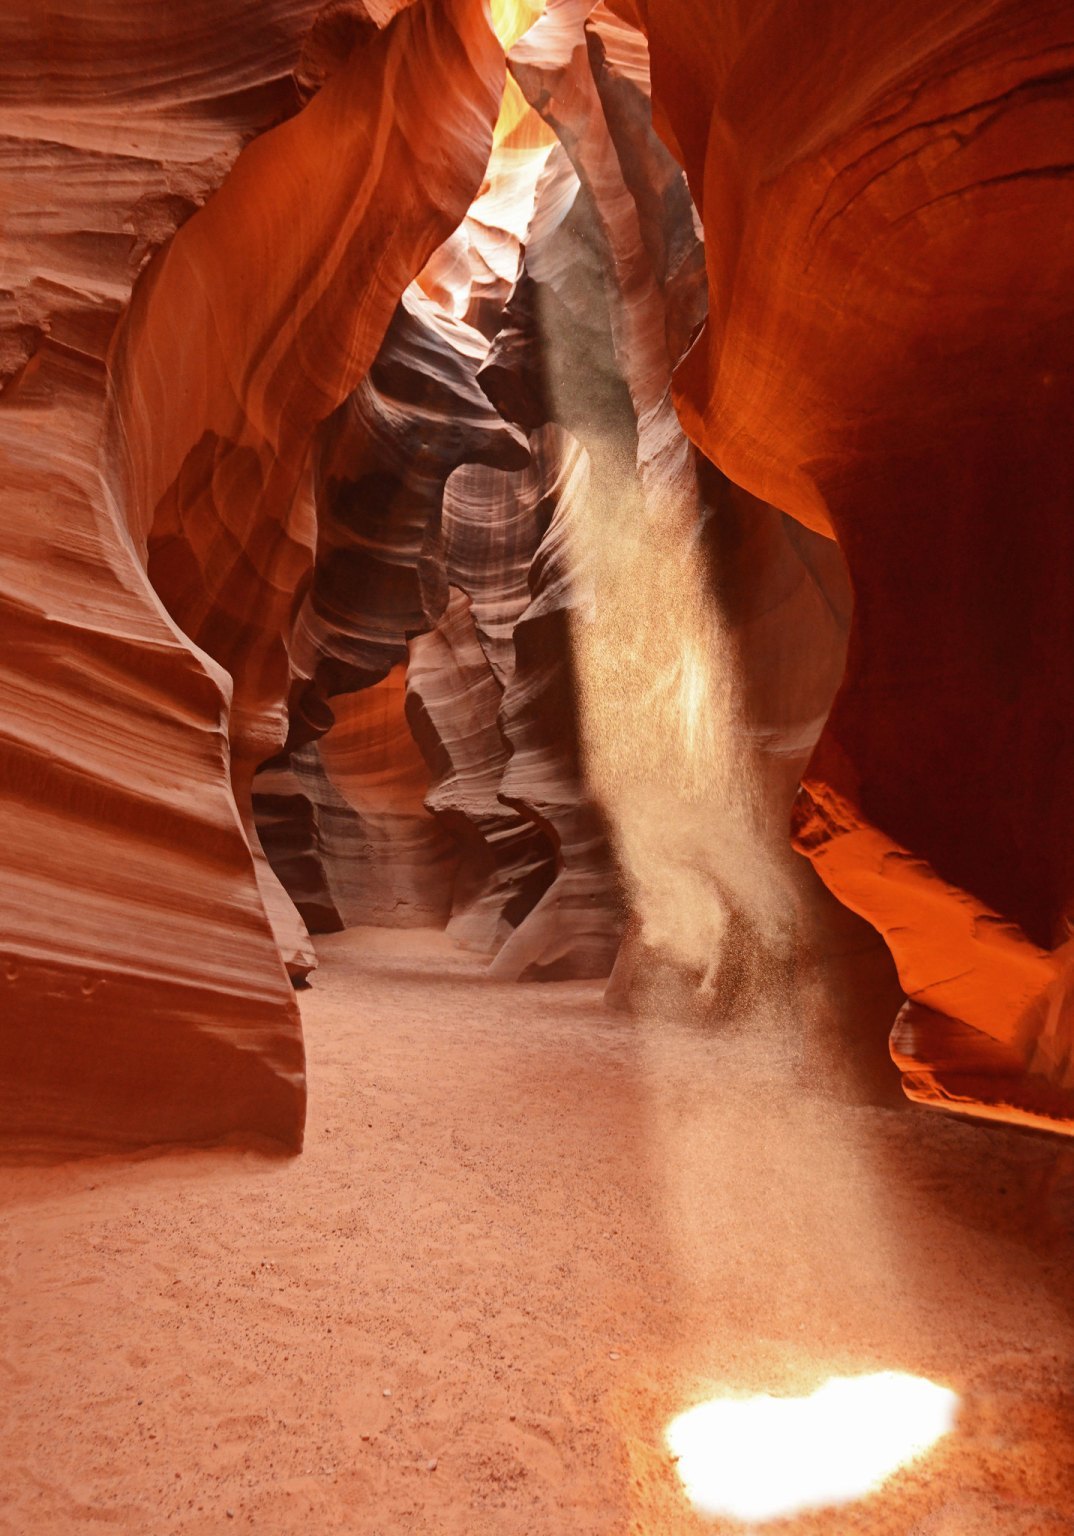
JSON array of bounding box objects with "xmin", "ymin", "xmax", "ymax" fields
[
  {"xmin": 666, "ymin": 1372, "xmax": 959, "ymax": 1523},
  {"xmin": 489, "ymin": 0, "xmax": 545, "ymax": 51}
]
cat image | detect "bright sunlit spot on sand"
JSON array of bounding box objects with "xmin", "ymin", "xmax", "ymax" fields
[{"xmin": 666, "ymin": 1372, "xmax": 958, "ymax": 1524}]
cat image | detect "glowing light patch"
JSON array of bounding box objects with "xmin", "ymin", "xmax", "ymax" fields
[
  {"xmin": 489, "ymin": 0, "xmax": 545, "ymax": 50},
  {"xmin": 666, "ymin": 1372, "xmax": 958, "ymax": 1523}
]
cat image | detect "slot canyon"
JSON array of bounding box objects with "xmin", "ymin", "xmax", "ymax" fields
[{"xmin": 2, "ymin": 0, "xmax": 1074, "ymax": 1530}]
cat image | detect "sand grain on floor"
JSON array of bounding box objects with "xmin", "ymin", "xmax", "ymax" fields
[{"xmin": 3, "ymin": 928, "xmax": 1074, "ymax": 1534}]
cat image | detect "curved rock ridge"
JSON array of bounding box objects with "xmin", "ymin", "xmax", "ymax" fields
[
  {"xmin": 0, "ymin": 0, "xmax": 332, "ymax": 1154},
  {"xmin": 256, "ymin": 45, "xmax": 623, "ymax": 980},
  {"xmin": 0, "ymin": 353, "xmax": 307, "ymax": 1155},
  {"xmin": 490, "ymin": 431, "xmax": 624, "ymax": 981},
  {"xmin": 287, "ymin": 281, "xmax": 531, "ymax": 735},
  {"xmin": 0, "ymin": 0, "xmax": 321, "ymax": 387},
  {"xmin": 111, "ymin": 0, "xmax": 505, "ymax": 977},
  {"xmin": 0, "ymin": 0, "xmax": 505, "ymax": 1153},
  {"xmin": 407, "ymin": 588, "xmax": 557, "ymax": 955},
  {"xmin": 442, "ymin": 423, "xmax": 565, "ymax": 683},
  {"xmin": 252, "ymin": 751, "xmax": 346, "ymax": 938},
  {"xmin": 510, "ymin": 0, "xmax": 694, "ymax": 498},
  {"xmin": 254, "ymin": 275, "xmax": 536, "ymax": 928},
  {"xmin": 314, "ymin": 667, "xmax": 459, "ymax": 928},
  {"xmin": 402, "ymin": 421, "xmax": 619, "ymax": 975},
  {"xmin": 644, "ymin": 0, "xmax": 1074, "ymax": 1131},
  {"xmin": 415, "ymin": 30, "xmax": 557, "ymax": 337},
  {"xmin": 583, "ymin": 4, "xmax": 706, "ymax": 369},
  {"xmin": 268, "ymin": 291, "xmax": 619, "ymax": 977}
]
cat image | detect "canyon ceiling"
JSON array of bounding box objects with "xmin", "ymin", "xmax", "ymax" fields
[{"xmin": 1, "ymin": 0, "xmax": 1071, "ymax": 1154}]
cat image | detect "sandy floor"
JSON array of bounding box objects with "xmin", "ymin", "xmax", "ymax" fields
[{"xmin": 3, "ymin": 927, "xmax": 1074, "ymax": 1535}]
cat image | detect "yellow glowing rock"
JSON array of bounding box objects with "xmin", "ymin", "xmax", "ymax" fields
[
  {"xmin": 490, "ymin": 0, "xmax": 545, "ymax": 50},
  {"xmin": 666, "ymin": 1372, "xmax": 958, "ymax": 1523}
]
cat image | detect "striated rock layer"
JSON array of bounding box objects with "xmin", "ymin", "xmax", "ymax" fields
[
  {"xmin": 407, "ymin": 588, "xmax": 557, "ymax": 957},
  {"xmin": 644, "ymin": 0, "xmax": 1074, "ymax": 1131},
  {"xmin": 257, "ymin": 24, "xmax": 625, "ymax": 986},
  {"xmin": 9, "ymin": 0, "xmax": 1066, "ymax": 1152},
  {"xmin": 0, "ymin": 0, "xmax": 504, "ymax": 1153}
]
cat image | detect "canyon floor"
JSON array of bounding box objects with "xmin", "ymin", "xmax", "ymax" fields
[{"xmin": 3, "ymin": 927, "xmax": 1074, "ymax": 1535}]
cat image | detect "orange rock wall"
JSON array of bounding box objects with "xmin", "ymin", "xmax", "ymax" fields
[
  {"xmin": 0, "ymin": 0, "xmax": 504, "ymax": 1153},
  {"xmin": 643, "ymin": 0, "xmax": 1074, "ymax": 1130},
  {"xmin": 8, "ymin": 0, "xmax": 1069, "ymax": 1151}
]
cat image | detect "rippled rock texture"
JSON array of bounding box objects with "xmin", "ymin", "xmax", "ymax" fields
[
  {"xmin": 0, "ymin": 0, "xmax": 504, "ymax": 1152},
  {"xmin": 644, "ymin": 0, "xmax": 1074, "ymax": 1131},
  {"xmin": 5, "ymin": 0, "xmax": 1070, "ymax": 1152}
]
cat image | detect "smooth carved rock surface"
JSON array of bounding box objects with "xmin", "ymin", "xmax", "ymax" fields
[
  {"xmin": 0, "ymin": 0, "xmax": 317, "ymax": 1155},
  {"xmin": 442, "ymin": 423, "xmax": 565, "ymax": 685},
  {"xmin": 489, "ymin": 434, "xmax": 624, "ymax": 982},
  {"xmin": 0, "ymin": 0, "xmax": 504, "ymax": 1153},
  {"xmin": 0, "ymin": 0, "xmax": 322, "ymax": 387},
  {"xmin": 316, "ymin": 667, "xmax": 459, "ymax": 928},
  {"xmin": 287, "ymin": 281, "xmax": 530, "ymax": 740},
  {"xmin": 510, "ymin": 0, "xmax": 695, "ymax": 500},
  {"xmin": 255, "ymin": 279, "xmax": 535, "ymax": 945},
  {"xmin": 112, "ymin": 0, "xmax": 505, "ymax": 977},
  {"xmin": 408, "ymin": 421, "xmax": 620, "ymax": 978},
  {"xmin": 407, "ymin": 589, "xmax": 556, "ymax": 956},
  {"xmin": 259, "ymin": 38, "xmax": 622, "ymax": 985},
  {"xmin": 252, "ymin": 752, "xmax": 346, "ymax": 938},
  {"xmin": 10, "ymin": 0, "xmax": 1059, "ymax": 1154},
  {"xmin": 644, "ymin": 0, "xmax": 1074, "ymax": 1131},
  {"xmin": 584, "ymin": 4, "xmax": 706, "ymax": 371}
]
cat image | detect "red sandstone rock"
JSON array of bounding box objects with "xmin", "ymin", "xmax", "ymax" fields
[
  {"xmin": 511, "ymin": 0, "xmax": 693, "ymax": 501},
  {"xmin": 253, "ymin": 753, "xmax": 346, "ymax": 938},
  {"xmin": 584, "ymin": 4, "xmax": 706, "ymax": 369},
  {"xmin": 111, "ymin": 0, "xmax": 505, "ymax": 975},
  {"xmin": 0, "ymin": 0, "xmax": 504, "ymax": 1153},
  {"xmin": 11, "ymin": 0, "xmax": 1062, "ymax": 1153},
  {"xmin": 260, "ymin": 57, "xmax": 620, "ymax": 982},
  {"xmin": 407, "ymin": 589, "xmax": 556, "ymax": 954},
  {"xmin": 254, "ymin": 275, "xmax": 534, "ymax": 944},
  {"xmin": 286, "ymin": 281, "xmax": 530, "ymax": 739},
  {"xmin": 644, "ymin": 0, "xmax": 1074, "ymax": 1131},
  {"xmin": 0, "ymin": 0, "xmax": 319, "ymax": 1153},
  {"xmin": 315, "ymin": 668, "xmax": 459, "ymax": 928},
  {"xmin": 490, "ymin": 433, "xmax": 624, "ymax": 981}
]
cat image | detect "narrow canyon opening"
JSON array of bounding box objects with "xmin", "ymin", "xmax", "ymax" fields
[{"xmin": 3, "ymin": 1, "xmax": 1074, "ymax": 1532}]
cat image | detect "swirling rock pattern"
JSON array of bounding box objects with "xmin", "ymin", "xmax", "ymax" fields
[
  {"xmin": 489, "ymin": 432, "xmax": 624, "ymax": 982},
  {"xmin": 0, "ymin": 0, "xmax": 504, "ymax": 1153},
  {"xmin": 584, "ymin": 4, "xmax": 706, "ymax": 371},
  {"xmin": 0, "ymin": 0, "xmax": 321, "ymax": 386},
  {"xmin": 407, "ymin": 421, "xmax": 621, "ymax": 977},
  {"xmin": 253, "ymin": 278, "xmax": 533, "ymax": 939},
  {"xmin": 112, "ymin": 0, "xmax": 505, "ymax": 976},
  {"xmin": 406, "ymin": 588, "xmax": 557, "ymax": 955},
  {"xmin": 287, "ymin": 281, "xmax": 530, "ymax": 735},
  {"xmin": 258, "ymin": 29, "xmax": 622, "ymax": 985},
  {"xmin": 10, "ymin": 0, "xmax": 1060, "ymax": 1153},
  {"xmin": 0, "ymin": 0, "xmax": 323, "ymax": 1154},
  {"xmin": 251, "ymin": 752, "xmax": 345, "ymax": 938},
  {"xmin": 644, "ymin": 0, "xmax": 1074, "ymax": 1131},
  {"xmin": 315, "ymin": 667, "xmax": 459, "ymax": 928}
]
